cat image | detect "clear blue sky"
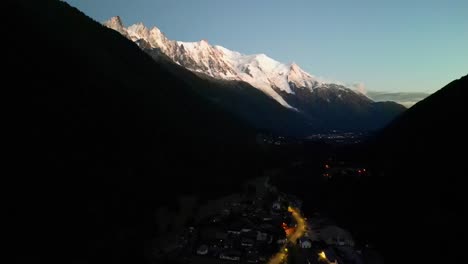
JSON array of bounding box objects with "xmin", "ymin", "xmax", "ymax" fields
[{"xmin": 65, "ymin": 0, "xmax": 467, "ymax": 93}]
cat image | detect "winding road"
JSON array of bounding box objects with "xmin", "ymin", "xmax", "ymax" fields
[{"xmin": 268, "ymin": 206, "xmax": 308, "ymax": 264}]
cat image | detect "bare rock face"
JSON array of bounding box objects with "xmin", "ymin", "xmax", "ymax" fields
[{"xmin": 103, "ymin": 16, "xmax": 128, "ymax": 37}]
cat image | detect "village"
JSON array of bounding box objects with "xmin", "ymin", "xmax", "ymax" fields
[{"xmin": 162, "ymin": 177, "xmax": 372, "ymax": 264}]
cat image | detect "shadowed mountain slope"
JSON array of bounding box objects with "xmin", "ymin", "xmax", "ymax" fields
[
  {"xmin": 370, "ymin": 75, "xmax": 467, "ymax": 262},
  {"xmin": 8, "ymin": 0, "xmax": 262, "ymax": 263}
]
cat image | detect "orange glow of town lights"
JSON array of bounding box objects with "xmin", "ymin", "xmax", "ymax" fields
[
  {"xmin": 268, "ymin": 207, "xmax": 308, "ymax": 264},
  {"xmin": 318, "ymin": 251, "xmax": 331, "ymax": 263}
]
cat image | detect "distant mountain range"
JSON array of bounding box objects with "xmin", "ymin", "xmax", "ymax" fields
[
  {"xmin": 104, "ymin": 16, "xmax": 406, "ymax": 134},
  {"xmin": 366, "ymin": 91, "xmax": 429, "ymax": 107}
]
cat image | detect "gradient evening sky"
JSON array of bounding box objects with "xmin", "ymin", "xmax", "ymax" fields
[{"xmin": 65, "ymin": 0, "xmax": 467, "ymax": 93}]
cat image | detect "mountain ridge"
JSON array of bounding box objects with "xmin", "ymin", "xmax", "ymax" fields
[
  {"xmin": 103, "ymin": 16, "xmax": 406, "ymax": 133},
  {"xmin": 103, "ymin": 17, "xmax": 378, "ymax": 108}
]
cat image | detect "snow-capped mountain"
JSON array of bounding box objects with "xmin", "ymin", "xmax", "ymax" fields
[
  {"xmin": 104, "ymin": 17, "xmax": 406, "ymax": 134},
  {"xmin": 104, "ymin": 17, "xmax": 348, "ymax": 109}
]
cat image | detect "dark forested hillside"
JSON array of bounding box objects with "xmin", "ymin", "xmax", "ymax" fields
[
  {"xmin": 275, "ymin": 84, "xmax": 406, "ymax": 131},
  {"xmin": 369, "ymin": 75, "xmax": 467, "ymax": 262},
  {"xmin": 8, "ymin": 0, "xmax": 262, "ymax": 263}
]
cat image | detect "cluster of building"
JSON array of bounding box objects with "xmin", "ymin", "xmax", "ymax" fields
[
  {"xmin": 178, "ymin": 191, "xmax": 301, "ymax": 264},
  {"xmin": 168, "ymin": 177, "xmax": 380, "ymax": 264},
  {"xmin": 298, "ymin": 217, "xmax": 361, "ymax": 264}
]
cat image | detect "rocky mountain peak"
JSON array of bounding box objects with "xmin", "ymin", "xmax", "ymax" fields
[
  {"xmin": 290, "ymin": 62, "xmax": 301, "ymax": 72},
  {"xmin": 103, "ymin": 16, "xmax": 126, "ymax": 35},
  {"xmin": 102, "ymin": 17, "xmax": 398, "ymax": 114}
]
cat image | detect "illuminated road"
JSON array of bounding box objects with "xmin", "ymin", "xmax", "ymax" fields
[{"xmin": 268, "ymin": 207, "xmax": 308, "ymax": 264}]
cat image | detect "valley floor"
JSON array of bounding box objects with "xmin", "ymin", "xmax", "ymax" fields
[{"xmin": 154, "ymin": 176, "xmax": 380, "ymax": 264}]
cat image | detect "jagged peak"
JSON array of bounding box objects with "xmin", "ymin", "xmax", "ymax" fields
[
  {"xmin": 102, "ymin": 16, "xmax": 359, "ymax": 108},
  {"xmin": 152, "ymin": 26, "xmax": 170, "ymax": 39},
  {"xmin": 191, "ymin": 39, "xmax": 211, "ymax": 49},
  {"xmin": 148, "ymin": 26, "xmax": 169, "ymax": 42},
  {"xmin": 104, "ymin": 16, "xmax": 124, "ymax": 28},
  {"xmin": 290, "ymin": 62, "xmax": 301, "ymax": 71},
  {"xmin": 127, "ymin": 22, "xmax": 149, "ymax": 33},
  {"xmin": 103, "ymin": 16, "xmax": 129, "ymax": 37},
  {"xmin": 127, "ymin": 22, "xmax": 147, "ymax": 31},
  {"xmin": 175, "ymin": 39, "xmax": 214, "ymax": 52},
  {"xmin": 150, "ymin": 26, "xmax": 162, "ymax": 34},
  {"xmin": 289, "ymin": 62, "xmax": 315, "ymax": 79}
]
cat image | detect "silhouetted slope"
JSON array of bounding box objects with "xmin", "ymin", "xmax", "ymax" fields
[
  {"xmin": 8, "ymin": 0, "xmax": 261, "ymax": 263},
  {"xmin": 370, "ymin": 75, "xmax": 467, "ymax": 262},
  {"xmin": 379, "ymin": 75, "xmax": 466, "ymax": 149}
]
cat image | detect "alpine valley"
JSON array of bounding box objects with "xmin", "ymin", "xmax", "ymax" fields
[{"xmin": 104, "ymin": 16, "xmax": 405, "ymax": 136}]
